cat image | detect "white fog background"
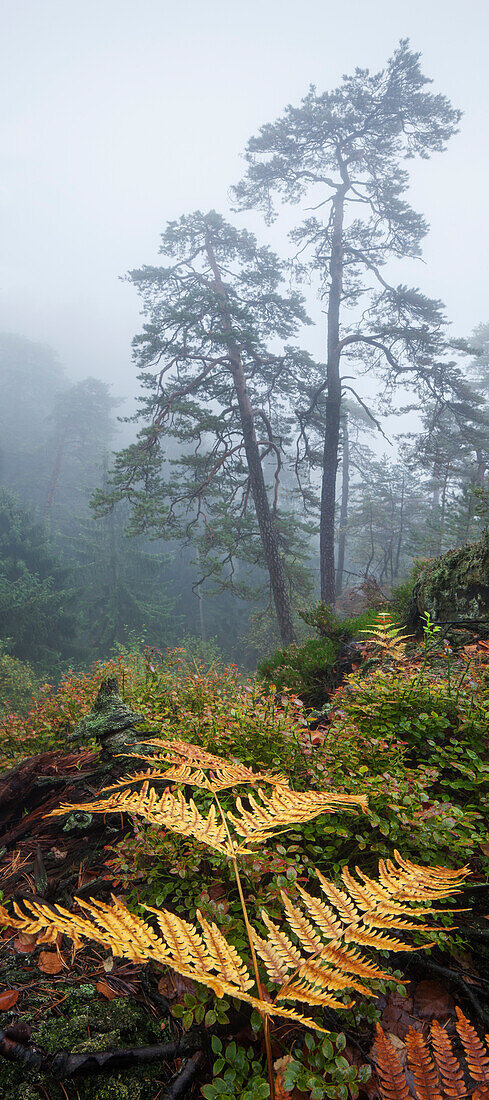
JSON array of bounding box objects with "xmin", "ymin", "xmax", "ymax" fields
[{"xmin": 1, "ymin": 0, "xmax": 488, "ymax": 403}]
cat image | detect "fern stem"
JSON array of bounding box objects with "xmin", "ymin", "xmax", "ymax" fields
[{"xmin": 213, "ymin": 792, "xmax": 275, "ymax": 1100}]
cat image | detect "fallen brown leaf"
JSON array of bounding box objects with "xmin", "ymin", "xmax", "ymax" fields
[
  {"xmin": 38, "ymin": 950, "xmax": 66, "ymax": 975},
  {"xmin": 0, "ymin": 990, "xmax": 19, "ymax": 1010},
  {"xmin": 96, "ymin": 979, "xmax": 119, "ymax": 1000},
  {"xmin": 414, "ymin": 980, "xmax": 454, "ymax": 1020},
  {"xmin": 13, "ymin": 932, "xmax": 37, "ymax": 954}
]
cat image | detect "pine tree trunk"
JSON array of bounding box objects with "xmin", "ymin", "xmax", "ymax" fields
[
  {"xmin": 205, "ymin": 236, "xmax": 296, "ymax": 647},
  {"xmin": 320, "ymin": 190, "xmax": 345, "ymax": 606},
  {"xmin": 335, "ymin": 414, "xmax": 349, "ymax": 597}
]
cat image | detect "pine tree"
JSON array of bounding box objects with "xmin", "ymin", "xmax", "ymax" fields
[
  {"xmin": 234, "ymin": 40, "xmax": 463, "ymax": 604},
  {"xmin": 0, "ymin": 491, "xmax": 76, "ymax": 668},
  {"xmin": 95, "ymin": 211, "xmax": 316, "ymax": 647}
]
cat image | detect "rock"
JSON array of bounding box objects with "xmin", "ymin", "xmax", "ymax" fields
[{"xmin": 408, "ymin": 534, "xmax": 489, "ymax": 633}]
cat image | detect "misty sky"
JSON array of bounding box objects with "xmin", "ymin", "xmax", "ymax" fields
[{"xmin": 2, "ymin": 0, "xmax": 488, "ymax": 403}]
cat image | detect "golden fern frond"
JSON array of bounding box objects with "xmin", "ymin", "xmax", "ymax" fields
[
  {"xmin": 374, "ymin": 1024, "xmax": 412, "ymax": 1100},
  {"xmin": 377, "ymin": 851, "xmax": 469, "ymax": 902},
  {"xmin": 456, "ymin": 1007, "xmax": 489, "ymax": 1087},
  {"xmin": 49, "ymin": 783, "xmax": 233, "ymax": 856},
  {"xmin": 265, "ymin": 856, "xmax": 468, "ymax": 1017},
  {"xmin": 0, "ymin": 895, "xmax": 328, "ymax": 1033},
  {"xmin": 279, "ymin": 892, "xmax": 325, "ymax": 953},
  {"xmin": 295, "ymin": 883, "xmax": 346, "ymax": 938},
  {"xmin": 127, "ymin": 738, "xmax": 287, "ymax": 789},
  {"xmin": 406, "ymin": 1028, "xmax": 443, "ymax": 1100},
  {"xmin": 254, "ymin": 912, "xmax": 302, "ymax": 977},
  {"xmin": 196, "ymin": 910, "xmax": 253, "ymax": 993},
  {"xmin": 360, "ymin": 612, "xmax": 412, "ymax": 659},
  {"xmin": 285, "ymin": 957, "xmax": 372, "ymax": 999},
  {"xmin": 228, "ymin": 786, "xmax": 367, "ymax": 849},
  {"xmin": 275, "ymin": 975, "xmax": 353, "ymax": 1012},
  {"xmin": 252, "ymin": 933, "xmax": 292, "ymax": 984},
  {"xmin": 430, "ymin": 1020, "xmax": 467, "ymax": 1099}
]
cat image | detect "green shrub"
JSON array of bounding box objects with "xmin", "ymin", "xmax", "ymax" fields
[
  {"xmin": 0, "ymin": 651, "xmax": 38, "ymax": 716},
  {"xmin": 258, "ymin": 607, "xmax": 377, "ymax": 706},
  {"xmin": 257, "ymin": 636, "xmax": 338, "ymax": 705}
]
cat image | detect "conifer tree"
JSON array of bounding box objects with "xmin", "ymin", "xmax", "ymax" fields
[
  {"xmin": 234, "ymin": 40, "xmax": 462, "ymax": 603},
  {"xmin": 95, "ymin": 211, "xmax": 315, "ymax": 647}
]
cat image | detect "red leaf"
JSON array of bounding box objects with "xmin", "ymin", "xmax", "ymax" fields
[{"xmin": 0, "ymin": 990, "xmax": 19, "ymax": 1010}]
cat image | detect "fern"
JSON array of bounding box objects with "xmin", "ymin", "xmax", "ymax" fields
[
  {"xmin": 375, "ymin": 1010, "xmax": 489, "ymax": 1099},
  {"xmin": 361, "ymin": 611, "xmax": 412, "ymax": 660},
  {"xmin": 0, "ymin": 854, "xmax": 468, "ymax": 1027},
  {"xmin": 0, "ymin": 734, "xmax": 470, "ymax": 1100},
  {"xmin": 47, "ymin": 744, "xmax": 368, "ymax": 856}
]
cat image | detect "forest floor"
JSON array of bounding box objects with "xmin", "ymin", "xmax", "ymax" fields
[{"xmin": 0, "ymin": 630, "xmax": 488, "ymax": 1099}]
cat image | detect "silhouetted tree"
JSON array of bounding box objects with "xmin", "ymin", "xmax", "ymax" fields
[
  {"xmin": 234, "ymin": 40, "xmax": 462, "ymax": 603},
  {"xmin": 95, "ymin": 212, "xmax": 315, "ymax": 646}
]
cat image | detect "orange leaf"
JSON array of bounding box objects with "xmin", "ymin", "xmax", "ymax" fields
[
  {"xmin": 96, "ymin": 979, "xmax": 119, "ymax": 1000},
  {"xmin": 38, "ymin": 950, "xmax": 65, "ymax": 974},
  {"xmin": 0, "ymin": 990, "xmax": 19, "ymax": 1010}
]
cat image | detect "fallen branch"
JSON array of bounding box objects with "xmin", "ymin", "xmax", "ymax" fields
[
  {"xmin": 161, "ymin": 1051, "xmax": 203, "ymax": 1099},
  {"xmin": 0, "ymin": 1028, "xmax": 204, "ymax": 1079}
]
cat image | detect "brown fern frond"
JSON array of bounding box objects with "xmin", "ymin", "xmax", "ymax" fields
[
  {"xmin": 229, "ymin": 786, "xmax": 367, "ymax": 849},
  {"xmin": 456, "ymin": 1007, "xmax": 489, "ymax": 1086},
  {"xmin": 374, "ymin": 1024, "xmax": 411, "ymax": 1100},
  {"xmin": 430, "ymin": 1020, "xmax": 467, "ymax": 1098},
  {"xmin": 49, "ymin": 783, "xmax": 233, "ymax": 856},
  {"xmin": 406, "ymin": 1027, "xmax": 443, "ymax": 1100}
]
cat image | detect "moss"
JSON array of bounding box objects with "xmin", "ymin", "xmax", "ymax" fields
[
  {"xmin": 411, "ymin": 534, "xmax": 489, "ymax": 631},
  {"xmin": 0, "ymin": 979, "xmax": 171, "ymax": 1099}
]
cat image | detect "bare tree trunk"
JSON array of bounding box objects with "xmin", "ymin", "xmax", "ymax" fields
[
  {"xmin": 320, "ymin": 189, "xmax": 346, "ymax": 606},
  {"xmin": 335, "ymin": 414, "xmax": 349, "ymax": 598},
  {"xmin": 205, "ymin": 236, "xmax": 296, "ymax": 647}
]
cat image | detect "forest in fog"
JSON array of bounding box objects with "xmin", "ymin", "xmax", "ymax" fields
[
  {"xmin": 1, "ymin": 40, "xmax": 489, "ymax": 679},
  {"xmin": 2, "ymin": 11, "xmax": 489, "ymax": 1100}
]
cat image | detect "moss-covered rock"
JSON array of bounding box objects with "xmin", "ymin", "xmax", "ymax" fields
[{"xmin": 409, "ymin": 535, "xmax": 489, "ymax": 632}]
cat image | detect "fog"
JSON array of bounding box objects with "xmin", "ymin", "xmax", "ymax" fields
[
  {"xmin": 2, "ymin": 0, "xmax": 488, "ymax": 396},
  {"xmin": 1, "ymin": 0, "xmax": 489, "ymax": 671}
]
